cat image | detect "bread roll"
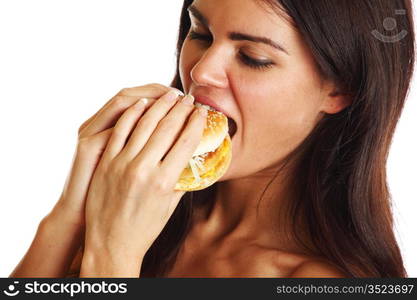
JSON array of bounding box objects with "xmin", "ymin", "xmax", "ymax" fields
[{"xmin": 175, "ymin": 105, "xmax": 232, "ymax": 191}]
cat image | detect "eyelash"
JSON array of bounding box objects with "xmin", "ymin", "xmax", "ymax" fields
[{"xmin": 187, "ymin": 30, "xmax": 275, "ymax": 71}]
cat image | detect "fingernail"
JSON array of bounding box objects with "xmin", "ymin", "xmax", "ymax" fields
[
  {"xmin": 174, "ymin": 89, "xmax": 185, "ymax": 96},
  {"xmin": 198, "ymin": 106, "xmax": 208, "ymax": 117},
  {"xmin": 181, "ymin": 94, "xmax": 195, "ymax": 105},
  {"xmin": 164, "ymin": 89, "xmax": 183, "ymax": 103}
]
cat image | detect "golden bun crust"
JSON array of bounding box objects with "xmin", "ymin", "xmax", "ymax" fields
[
  {"xmin": 175, "ymin": 135, "xmax": 232, "ymax": 191},
  {"xmin": 192, "ymin": 109, "xmax": 228, "ymax": 156}
]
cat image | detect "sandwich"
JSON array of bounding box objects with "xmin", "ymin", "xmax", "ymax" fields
[{"xmin": 175, "ymin": 103, "xmax": 233, "ymax": 191}]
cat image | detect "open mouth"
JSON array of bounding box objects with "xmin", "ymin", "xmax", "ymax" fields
[
  {"xmin": 195, "ymin": 102, "xmax": 237, "ymax": 139},
  {"xmin": 228, "ymin": 117, "xmax": 237, "ymax": 138}
]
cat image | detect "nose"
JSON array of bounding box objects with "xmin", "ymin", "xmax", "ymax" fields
[{"xmin": 190, "ymin": 46, "xmax": 228, "ymax": 89}]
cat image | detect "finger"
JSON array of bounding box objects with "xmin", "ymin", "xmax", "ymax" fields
[
  {"xmin": 81, "ymin": 85, "xmax": 181, "ymax": 137},
  {"xmin": 79, "ymin": 84, "xmax": 178, "ymax": 134},
  {"xmin": 80, "ymin": 95, "xmax": 153, "ymax": 138},
  {"xmin": 63, "ymin": 128, "xmax": 113, "ymax": 213},
  {"xmin": 160, "ymin": 106, "xmax": 208, "ymax": 187},
  {"xmin": 120, "ymin": 89, "xmax": 184, "ymax": 162},
  {"xmin": 118, "ymin": 83, "xmax": 171, "ymax": 97},
  {"xmin": 78, "ymin": 114, "xmax": 97, "ymax": 135},
  {"xmin": 77, "ymin": 127, "xmax": 114, "ymax": 158},
  {"xmin": 137, "ymin": 95, "xmax": 195, "ymax": 164},
  {"xmin": 100, "ymin": 98, "xmax": 148, "ymax": 162},
  {"xmin": 78, "ymin": 98, "xmax": 114, "ymax": 136}
]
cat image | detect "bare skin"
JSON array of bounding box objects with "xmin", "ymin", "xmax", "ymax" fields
[
  {"xmin": 11, "ymin": 0, "xmax": 352, "ymax": 278},
  {"xmin": 10, "ymin": 84, "xmax": 180, "ymax": 277},
  {"xmin": 165, "ymin": 0, "xmax": 351, "ymax": 277}
]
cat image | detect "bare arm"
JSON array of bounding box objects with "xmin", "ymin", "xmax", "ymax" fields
[
  {"xmin": 79, "ymin": 248, "xmax": 145, "ymax": 278},
  {"xmin": 9, "ymin": 84, "xmax": 173, "ymax": 278},
  {"xmin": 9, "ymin": 205, "xmax": 84, "ymax": 278}
]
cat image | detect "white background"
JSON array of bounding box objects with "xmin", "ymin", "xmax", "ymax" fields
[{"xmin": 0, "ymin": 0, "xmax": 415, "ymax": 277}]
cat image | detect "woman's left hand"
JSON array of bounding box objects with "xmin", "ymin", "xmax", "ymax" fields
[{"xmin": 79, "ymin": 90, "xmax": 208, "ymax": 277}]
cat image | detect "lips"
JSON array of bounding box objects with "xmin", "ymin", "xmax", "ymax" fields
[
  {"xmin": 193, "ymin": 95, "xmax": 237, "ymax": 138},
  {"xmin": 193, "ymin": 95, "xmax": 229, "ymax": 116}
]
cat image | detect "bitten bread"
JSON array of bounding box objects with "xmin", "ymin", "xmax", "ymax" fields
[{"xmin": 175, "ymin": 105, "xmax": 232, "ymax": 191}]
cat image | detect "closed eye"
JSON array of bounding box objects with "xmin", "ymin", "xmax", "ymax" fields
[{"xmin": 188, "ymin": 30, "xmax": 275, "ymax": 71}]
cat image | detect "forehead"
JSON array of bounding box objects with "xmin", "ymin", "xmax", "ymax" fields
[{"xmin": 191, "ymin": 0, "xmax": 294, "ymax": 36}]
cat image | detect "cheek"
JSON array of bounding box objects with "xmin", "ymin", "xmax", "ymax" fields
[
  {"xmin": 179, "ymin": 41, "xmax": 198, "ymax": 93},
  {"xmin": 239, "ymin": 73, "xmax": 321, "ymax": 130},
  {"xmin": 235, "ymin": 74, "xmax": 322, "ymax": 157}
]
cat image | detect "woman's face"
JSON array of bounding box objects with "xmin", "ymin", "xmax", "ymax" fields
[{"xmin": 180, "ymin": 0, "xmax": 337, "ymax": 180}]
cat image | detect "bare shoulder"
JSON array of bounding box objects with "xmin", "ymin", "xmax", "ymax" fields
[
  {"xmin": 288, "ymin": 259, "xmax": 348, "ymax": 278},
  {"xmin": 238, "ymin": 246, "xmax": 347, "ymax": 278}
]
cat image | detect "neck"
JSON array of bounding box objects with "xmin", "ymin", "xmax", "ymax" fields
[
  {"xmin": 194, "ymin": 162, "xmax": 314, "ymax": 254},
  {"xmin": 212, "ymin": 174, "xmax": 289, "ymax": 235}
]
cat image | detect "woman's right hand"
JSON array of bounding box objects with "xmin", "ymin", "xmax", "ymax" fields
[{"xmin": 47, "ymin": 83, "xmax": 183, "ymax": 228}]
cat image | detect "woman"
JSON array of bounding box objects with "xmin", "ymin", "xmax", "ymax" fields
[{"xmin": 10, "ymin": 0, "xmax": 415, "ymax": 277}]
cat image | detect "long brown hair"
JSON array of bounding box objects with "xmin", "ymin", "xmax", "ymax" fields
[{"xmin": 140, "ymin": 0, "xmax": 415, "ymax": 277}]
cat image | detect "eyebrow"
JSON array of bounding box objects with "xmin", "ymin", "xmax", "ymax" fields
[{"xmin": 187, "ymin": 5, "xmax": 290, "ymax": 56}]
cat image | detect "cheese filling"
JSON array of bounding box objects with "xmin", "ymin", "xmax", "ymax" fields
[
  {"xmin": 188, "ymin": 154, "xmax": 207, "ymax": 183},
  {"xmin": 189, "ymin": 102, "xmax": 226, "ymax": 185}
]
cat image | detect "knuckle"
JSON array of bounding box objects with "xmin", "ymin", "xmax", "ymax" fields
[
  {"xmin": 110, "ymin": 128, "xmax": 125, "ymax": 140},
  {"xmin": 159, "ymin": 116, "xmax": 177, "ymax": 130},
  {"xmin": 125, "ymin": 164, "xmax": 148, "ymax": 183},
  {"xmin": 138, "ymin": 114, "xmax": 152, "ymax": 127},
  {"xmin": 151, "ymin": 179, "xmax": 171, "ymax": 194},
  {"xmin": 76, "ymin": 129, "xmax": 114, "ymax": 157},
  {"xmin": 178, "ymin": 135, "xmax": 193, "ymax": 148},
  {"xmin": 112, "ymin": 96, "xmax": 127, "ymax": 109}
]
